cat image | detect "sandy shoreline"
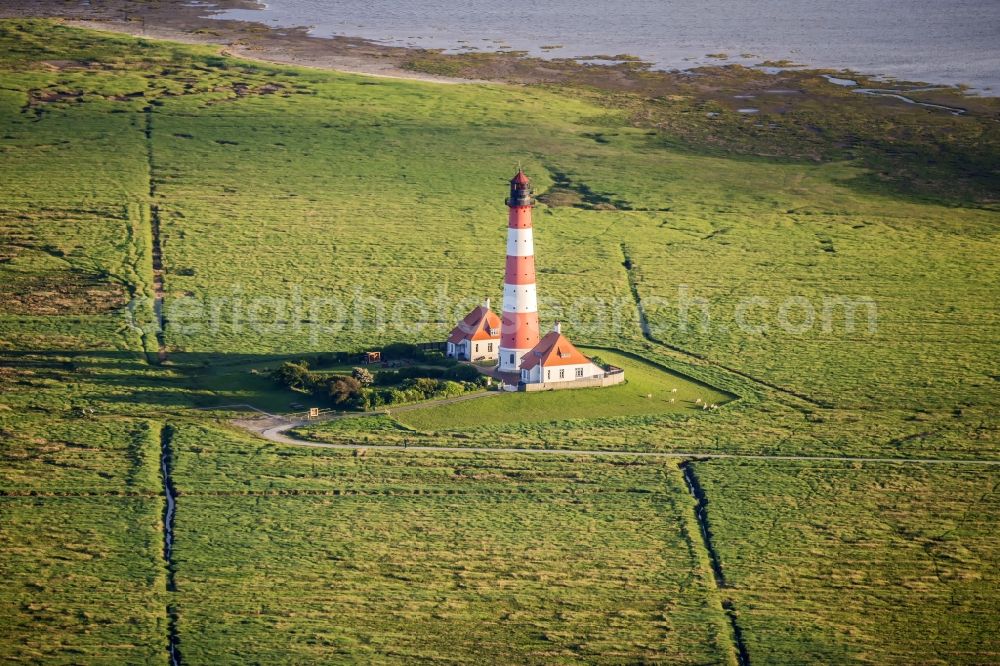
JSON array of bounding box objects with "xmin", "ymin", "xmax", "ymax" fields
[
  {"xmin": 2, "ymin": 0, "xmax": 995, "ymax": 125},
  {"xmin": 0, "ymin": 0, "xmax": 484, "ymax": 84},
  {"xmin": 63, "ymin": 19, "xmax": 483, "ymax": 84},
  {"xmin": 2, "ymin": 1, "xmax": 992, "ymax": 100}
]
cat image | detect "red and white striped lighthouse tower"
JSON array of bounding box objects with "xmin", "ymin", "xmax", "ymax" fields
[{"xmin": 499, "ymin": 169, "xmax": 541, "ymax": 373}]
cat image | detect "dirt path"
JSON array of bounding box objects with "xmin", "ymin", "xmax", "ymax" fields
[
  {"xmin": 232, "ymin": 406, "xmax": 1000, "ymax": 466},
  {"xmin": 233, "ymin": 391, "xmax": 502, "ymax": 445}
]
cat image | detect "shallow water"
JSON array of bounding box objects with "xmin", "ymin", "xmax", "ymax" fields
[
  {"xmin": 823, "ymin": 75, "xmax": 858, "ymax": 87},
  {"xmin": 213, "ymin": 0, "xmax": 1000, "ymax": 92}
]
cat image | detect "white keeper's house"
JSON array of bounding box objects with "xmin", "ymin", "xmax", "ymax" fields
[
  {"xmin": 446, "ymin": 298, "xmax": 501, "ymax": 362},
  {"xmin": 519, "ymin": 322, "xmax": 605, "ymax": 385}
]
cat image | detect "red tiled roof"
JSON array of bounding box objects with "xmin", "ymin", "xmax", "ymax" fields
[
  {"xmin": 448, "ymin": 305, "xmax": 501, "ymax": 344},
  {"xmin": 519, "ymin": 330, "xmax": 592, "ymax": 370}
]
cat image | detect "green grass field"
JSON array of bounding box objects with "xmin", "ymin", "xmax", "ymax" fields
[
  {"xmin": 164, "ymin": 423, "xmax": 737, "ymax": 662},
  {"xmin": 175, "ymin": 492, "xmax": 723, "ymax": 663},
  {"xmin": 388, "ymin": 348, "xmax": 733, "ymax": 430},
  {"xmin": 693, "ymin": 460, "xmax": 1000, "ymax": 662},
  {"xmin": 0, "ymin": 497, "xmax": 167, "ymax": 663},
  {"xmin": 0, "ymin": 18, "xmax": 997, "ymax": 664}
]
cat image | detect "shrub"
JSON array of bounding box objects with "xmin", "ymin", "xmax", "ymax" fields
[
  {"xmin": 376, "ymin": 388, "xmax": 406, "ymax": 405},
  {"xmin": 402, "ymin": 377, "xmax": 440, "ymax": 396},
  {"xmin": 366, "ymin": 389, "xmax": 385, "ymax": 409},
  {"xmin": 274, "ymin": 353, "xmax": 481, "ymax": 410},
  {"xmin": 443, "ymin": 364, "xmax": 481, "ymax": 382},
  {"xmin": 373, "ymin": 370, "xmax": 396, "ymax": 387},
  {"xmin": 272, "ymin": 361, "xmax": 310, "ymax": 391},
  {"xmin": 402, "ymin": 366, "xmax": 445, "ymax": 380},
  {"xmin": 438, "ymin": 380, "xmax": 467, "ymax": 398},
  {"xmin": 325, "ymin": 375, "xmax": 363, "ymax": 407},
  {"xmin": 351, "ymin": 367, "xmax": 374, "ymax": 386},
  {"xmin": 423, "ymin": 350, "xmax": 449, "ymax": 363},
  {"xmin": 374, "ymin": 366, "xmax": 443, "ymax": 385}
]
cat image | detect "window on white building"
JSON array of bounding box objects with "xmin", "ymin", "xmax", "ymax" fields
[
  {"xmin": 509, "ymin": 353, "xmax": 514, "ymax": 364},
  {"xmin": 576, "ymin": 367, "xmax": 584, "ymax": 378},
  {"xmin": 488, "ymin": 343, "xmax": 493, "ymax": 352},
  {"xmin": 546, "ymin": 369, "xmax": 550, "ymax": 380},
  {"xmin": 559, "ymin": 369, "xmax": 565, "ymax": 379},
  {"xmin": 475, "ymin": 343, "xmax": 479, "ymax": 352}
]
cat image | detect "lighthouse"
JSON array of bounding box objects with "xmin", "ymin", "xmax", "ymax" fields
[
  {"xmin": 441, "ymin": 167, "xmax": 624, "ymax": 391},
  {"xmin": 499, "ymin": 169, "xmax": 541, "ymax": 373}
]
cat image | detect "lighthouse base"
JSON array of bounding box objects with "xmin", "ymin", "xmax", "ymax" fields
[{"xmin": 498, "ymin": 347, "xmax": 530, "ymax": 374}]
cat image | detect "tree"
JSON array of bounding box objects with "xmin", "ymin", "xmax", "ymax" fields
[
  {"xmin": 326, "ymin": 375, "xmax": 362, "ymax": 407},
  {"xmin": 351, "ymin": 366, "xmax": 374, "ymax": 386},
  {"xmin": 273, "ymin": 361, "xmax": 311, "ymax": 391}
]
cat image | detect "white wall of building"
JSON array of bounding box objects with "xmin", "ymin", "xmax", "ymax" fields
[
  {"xmin": 471, "ymin": 339, "xmax": 499, "ymax": 361},
  {"xmin": 521, "ymin": 361, "xmax": 603, "ymax": 384},
  {"xmin": 448, "ymin": 339, "xmax": 499, "ymax": 362},
  {"xmin": 501, "ymin": 347, "xmax": 530, "ymax": 373}
]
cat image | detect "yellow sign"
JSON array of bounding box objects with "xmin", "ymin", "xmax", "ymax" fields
[{"xmin": 308, "ymin": 407, "xmax": 319, "ymax": 418}]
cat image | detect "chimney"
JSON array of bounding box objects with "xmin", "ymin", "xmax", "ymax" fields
[
  {"xmin": 553, "ymin": 320, "xmax": 561, "ymax": 334},
  {"xmin": 484, "ymin": 297, "xmax": 490, "ymax": 310}
]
